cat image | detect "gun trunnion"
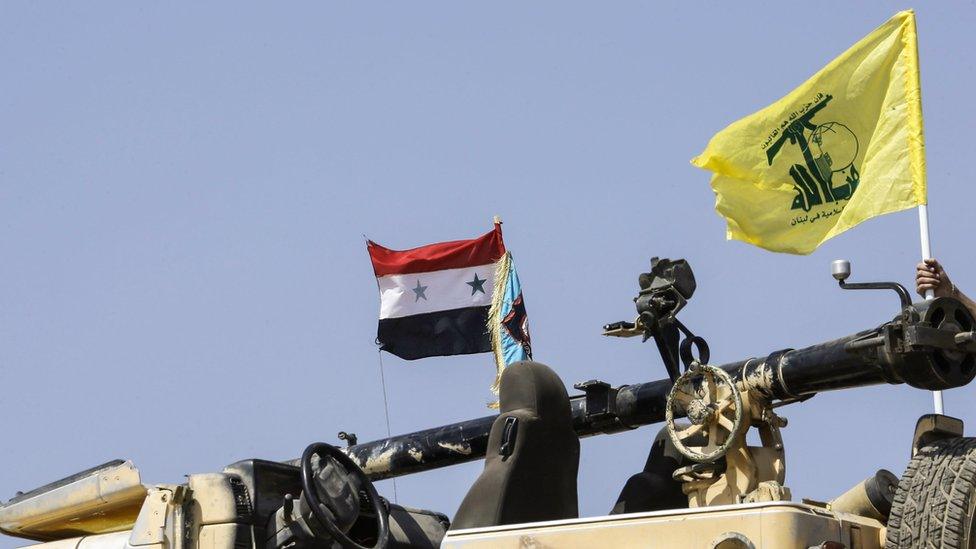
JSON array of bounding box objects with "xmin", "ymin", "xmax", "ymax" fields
[{"xmin": 292, "ymin": 296, "xmax": 975, "ymax": 481}]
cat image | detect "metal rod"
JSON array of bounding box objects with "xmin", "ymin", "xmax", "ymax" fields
[{"xmin": 838, "ymin": 280, "xmax": 913, "ymax": 309}]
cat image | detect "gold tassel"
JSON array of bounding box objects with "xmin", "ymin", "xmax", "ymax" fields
[{"xmin": 486, "ymin": 251, "xmax": 512, "ymax": 409}]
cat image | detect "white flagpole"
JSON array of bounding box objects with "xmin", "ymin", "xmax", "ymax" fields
[{"xmin": 918, "ymin": 204, "xmax": 944, "ymax": 414}]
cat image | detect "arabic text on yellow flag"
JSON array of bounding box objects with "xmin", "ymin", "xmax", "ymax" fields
[{"xmin": 691, "ymin": 11, "xmax": 926, "ymax": 254}]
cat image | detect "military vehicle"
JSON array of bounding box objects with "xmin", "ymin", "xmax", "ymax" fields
[{"xmin": 3, "ymin": 258, "xmax": 976, "ymax": 548}]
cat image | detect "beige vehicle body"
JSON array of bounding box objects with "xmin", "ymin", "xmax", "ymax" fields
[
  {"xmin": 442, "ymin": 503, "xmax": 885, "ymax": 549},
  {"xmin": 1, "ymin": 468, "xmax": 886, "ymax": 549},
  {"xmin": 0, "ymin": 408, "xmax": 939, "ymax": 549}
]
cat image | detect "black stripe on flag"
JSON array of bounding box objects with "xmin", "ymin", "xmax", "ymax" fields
[{"xmin": 377, "ymin": 306, "xmax": 491, "ymax": 360}]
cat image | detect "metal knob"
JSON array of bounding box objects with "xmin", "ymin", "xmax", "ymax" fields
[{"xmin": 831, "ymin": 259, "xmax": 851, "ymax": 281}]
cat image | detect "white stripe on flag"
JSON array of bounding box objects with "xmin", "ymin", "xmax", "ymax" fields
[{"xmin": 378, "ymin": 264, "xmax": 496, "ymax": 320}]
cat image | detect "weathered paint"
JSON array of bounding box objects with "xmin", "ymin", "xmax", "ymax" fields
[
  {"xmin": 0, "ymin": 461, "xmax": 146, "ymax": 541},
  {"xmin": 436, "ymin": 442, "xmax": 472, "ymax": 455}
]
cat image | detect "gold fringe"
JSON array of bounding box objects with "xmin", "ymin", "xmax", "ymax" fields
[{"xmin": 486, "ymin": 251, "xmax": 512, "ymax": 408}]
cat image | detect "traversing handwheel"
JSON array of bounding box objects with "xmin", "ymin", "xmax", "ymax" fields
[
  {"xmin": 665, "ymin": 362, "xmax": 743, "ymax": 463},
  {"xmin": 301, "ymin": 442, "xmax": 390, "ymax": 549}
]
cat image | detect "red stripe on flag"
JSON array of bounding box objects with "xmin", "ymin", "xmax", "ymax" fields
[{"xmin": 367, "ymin": 224, "xmax": 506, "ymax": 276}]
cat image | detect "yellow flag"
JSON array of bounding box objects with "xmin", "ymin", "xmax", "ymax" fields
[{"xmin": 691, "ymin": 11, "xmax": 927, "ymax": 254}]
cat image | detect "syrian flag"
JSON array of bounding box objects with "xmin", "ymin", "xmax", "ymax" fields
[{"xmin": 367, "ymin": 224, "xmax": 507, "ymax": 360}]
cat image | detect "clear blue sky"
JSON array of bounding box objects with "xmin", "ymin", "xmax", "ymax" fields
[{"xmin": 2, "ymin": 2, "xmax": 975, "ymax": 546}]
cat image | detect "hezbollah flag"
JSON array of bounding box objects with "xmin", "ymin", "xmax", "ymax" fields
[{"xmin": 692, "ymin": 11, "xmax": 927, "ymax": 254}]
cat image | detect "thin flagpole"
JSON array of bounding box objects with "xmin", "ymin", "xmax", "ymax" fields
[
  {"xmin": 377, "ymin": 350, "xmax": 398, "ymax": 503},
  {"xmin": 918, "ymin": 204, "xmax": 944, "ymax": 414}
]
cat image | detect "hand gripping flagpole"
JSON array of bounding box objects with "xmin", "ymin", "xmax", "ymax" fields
[{"xmin": 918, "ymin": 204, "xmax": 944, "ymax": 414}]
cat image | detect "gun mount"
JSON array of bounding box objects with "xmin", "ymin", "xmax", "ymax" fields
[{"xmin": 304, "ymin": 259, "xmax": 976, "ymax": 482}]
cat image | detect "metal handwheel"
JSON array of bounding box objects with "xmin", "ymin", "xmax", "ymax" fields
[{"xmin": 665, "ymin": 362, "xmax": 744, "ymax": 463}]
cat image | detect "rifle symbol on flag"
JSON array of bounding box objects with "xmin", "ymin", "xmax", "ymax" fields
[{"xmin": 765, "ymin": 94, "xmax": 861, "ymax": 213}]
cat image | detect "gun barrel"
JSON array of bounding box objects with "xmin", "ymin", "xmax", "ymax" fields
[{"xmin": 303, "ymin": 298, "xmax": 975, "ymax": 481}]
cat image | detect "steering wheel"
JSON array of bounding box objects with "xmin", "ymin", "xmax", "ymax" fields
[
  {"xmin": 301, "ymin": 442, "xmax": 390, "ymax": 549},
  {"xmin": 665, "ymin": 362, "xmax": 744, "ymax": 463}
]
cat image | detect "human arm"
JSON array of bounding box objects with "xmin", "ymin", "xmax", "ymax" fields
[{"xmin": 916, "ymin": 259, "xmax": 976, "ymax": 318}]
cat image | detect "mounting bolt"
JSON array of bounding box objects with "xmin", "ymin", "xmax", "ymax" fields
[{"xmin": 338, "ymin": 431, "xmax": 358, "ymax": 447}]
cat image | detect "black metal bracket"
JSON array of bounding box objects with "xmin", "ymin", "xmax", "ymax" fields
[
  {"xmin": 604, "ymin": 258, "xmax": 711, "ymax": 383},
  {"xmin": 676, "ymin": 320, "xmax": 710, "ymax": 369},
  {"xmin": 574, "ymin": 379, "xmax": 620, "ymax": 431},
  {"xmin": 337, "ymin": 431, "xmax": 358, "ymax": 447},
  {"xmin": 905, "ymin": 325, "xmax": 976, "ymax": 352}
]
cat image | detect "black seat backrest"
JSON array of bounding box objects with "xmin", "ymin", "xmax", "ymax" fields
[{"xmin": 451, "ymin": 361, "xmax": 579, "ymax": 530}]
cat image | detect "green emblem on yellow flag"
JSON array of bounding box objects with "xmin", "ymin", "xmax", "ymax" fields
[{"xmin": 691, "ymin": 11, "xmax": 927, "ymax": 254}]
